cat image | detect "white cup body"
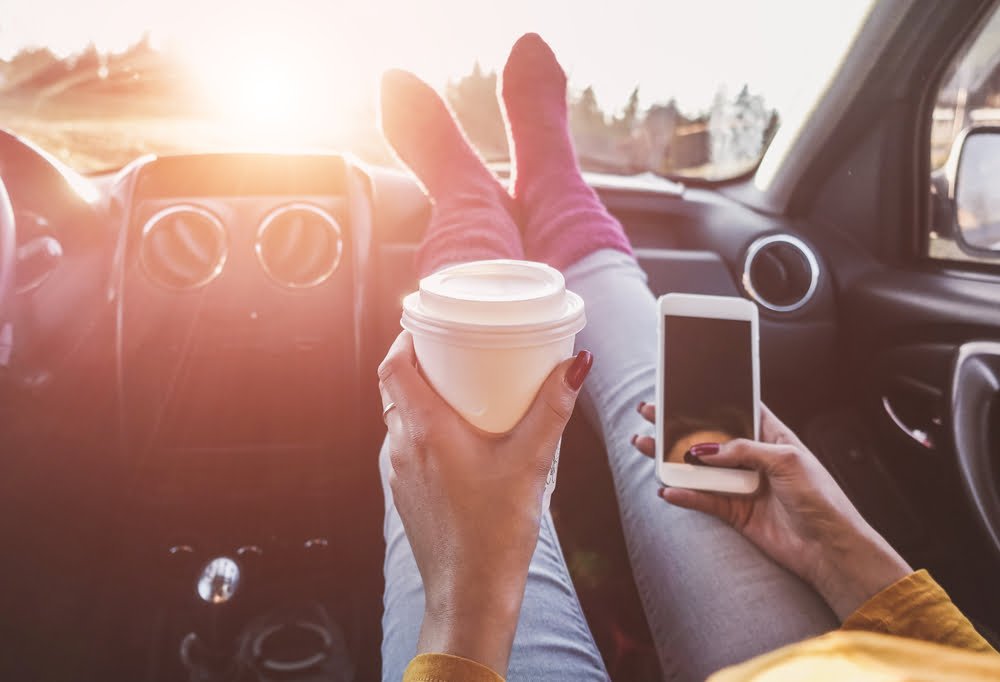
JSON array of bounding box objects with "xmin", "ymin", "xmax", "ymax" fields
[
  {"xmin": 411, "ymin": 332, "xmax": 577, "ymax": 434},
  {"xmin": 400, "ymin": 260, "xmax": 586, "ymax": 511}
]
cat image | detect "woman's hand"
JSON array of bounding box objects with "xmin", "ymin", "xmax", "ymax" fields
[
  {"xmin": 378, "ymin": 331, "xmax": 592, "ymax": 674},
  {"xmin": 633, "ymin": 403, "xmax": 911, "ymax": 620}
]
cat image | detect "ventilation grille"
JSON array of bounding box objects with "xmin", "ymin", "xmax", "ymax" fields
[
  {"xmin": 742, "ymin": 234, "xmax": 819, "ymax": 313},
  {"xmin": 140, "ymin": 206, "xmax": 227, "ymax": 289},
  {"xmin": 255, "ymin": 204, "xmax": 343, "ymax": 288}
]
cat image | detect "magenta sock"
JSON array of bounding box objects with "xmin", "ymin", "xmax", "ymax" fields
[
  {"xmin": 500, "ymin": 34, "xmax": 633, "ymax": 271},
  {"xmin": 380, "ymin": 69, "xmax": 523, "ymax": 276}
]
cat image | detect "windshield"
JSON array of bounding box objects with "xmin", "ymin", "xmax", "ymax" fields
[{"xmin": 1, "ymin": 0, "xmax": 872, "ymax": 179}]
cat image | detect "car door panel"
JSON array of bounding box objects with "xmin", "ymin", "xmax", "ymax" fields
[
  {"xmin": 952, "ymin": 341, "xmax": 1000, "ymax": 562},
  {"xmin": 820, "ymin": 260, "xmax": 1000, "ymax": 638}
]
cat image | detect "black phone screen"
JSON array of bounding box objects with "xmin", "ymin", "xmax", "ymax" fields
[{"xmin": 661, "ymin": 315, "xmax": 754, "ymax": 464}]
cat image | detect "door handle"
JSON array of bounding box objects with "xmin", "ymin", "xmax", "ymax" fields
[
  {"xmin": 881, "ymin": 395, "xmax": 935, "ymax": 449},
  {"xmin": 951, "ymin": 341, "xmax": 1000, "ymax": 560}
]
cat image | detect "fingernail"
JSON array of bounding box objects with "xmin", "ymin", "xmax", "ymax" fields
[
  {"xmin": 637, "ymin": 401, "xmax": 646, "ymax": 413},
  {"xmin": 685, "ymin": 443, "xmax": 720, "ymax": 465},
  {"xmin": 566, "ymin": 350, "xmax": 593, "ymax": 391},
  {"xmin": 688, "ymin": 442, "xmax": 720, "ymax": 458},
  {"xmin": 630, "ymin": 434, "xmax": 638, "ymax": 446}
]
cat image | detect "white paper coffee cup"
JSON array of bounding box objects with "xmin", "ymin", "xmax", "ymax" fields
[{"xmin": 401, "ymin": 260, "xmax": 586, "ymax": 509}]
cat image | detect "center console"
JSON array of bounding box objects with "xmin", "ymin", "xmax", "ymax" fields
[{"xmin": 105, "ymin": 154, "xmax": 382, "ymax": 680}]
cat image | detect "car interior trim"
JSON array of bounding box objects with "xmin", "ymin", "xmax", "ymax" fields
[
  {"xmin": 742, "ymin": 233, "xmax": 821, "ymax": 313},
  {"xmin": 950, "ymin": 340, "xmax": 1000, "ymax": 561},
  {"xmin": 254, "ymin": 202, "xmax": 345, "ymax": 289},
  {"xmin": 139, "ymin": 203, "xmax": 228, "ymax": 290}
]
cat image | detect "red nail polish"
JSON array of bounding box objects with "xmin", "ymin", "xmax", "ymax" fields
[
  {"xmin": 566, "ymin": 350, "xmax": 593, "ymax": 391},
  {"xmin": 630, "ymin": 434, "xmax": 638, "ymax": 446},
  {"xmin": 688, "ymin": 442, "xmax": 720, "ymax": 458},
  {"xmin": 637, "ymin": 401, "xmax": 646, "ymax": 412}
]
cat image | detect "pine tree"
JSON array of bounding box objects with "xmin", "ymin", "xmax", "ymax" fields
[
  {"xmin": 571, "ymin": 86, "xmax": 604, "ymax": 130},
  {"xmin": 615, "ymin": 86, "xmax": 640, "ymax": 135},
  {"xmin": 445, "ymin": 62, "xmax": 508, "ymax": 160}
]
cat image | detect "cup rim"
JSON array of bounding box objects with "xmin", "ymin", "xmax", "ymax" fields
[
  {"xmin": 421, "ymin": 259, "xmax": 565, "ymax": 306},
  {"xmin": 401, "ymin": 290, "xmax": 586, "ymax": 348}
]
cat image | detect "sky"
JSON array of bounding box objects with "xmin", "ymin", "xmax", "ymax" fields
[{"xmin": 0, "ymin": 0, "xmax": 874, "ymax": 117}]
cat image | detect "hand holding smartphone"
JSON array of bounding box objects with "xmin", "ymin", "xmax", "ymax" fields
[{"xmin": 656, "ymin": 293, "xmax": 761, "ymax": 494}]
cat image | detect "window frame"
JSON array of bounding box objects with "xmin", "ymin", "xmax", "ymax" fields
[{"xmin": 917, "ymin": 0, "xmax": 1000, "ymax": 272}]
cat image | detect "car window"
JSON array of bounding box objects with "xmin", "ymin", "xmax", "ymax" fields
[{"xmin": 928, "ymin": 6, "xmax": 1000, "ymax": 265}]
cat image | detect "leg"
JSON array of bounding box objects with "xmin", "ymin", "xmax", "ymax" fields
[
  {"xmin": 500, "ymin": 34, "xmax": 837, "ymax": 676},
  {"xmin": 380, "ymin": 70, "xmax": 522, "ymax": 276},
  {"xmin": 380, "ymin": 67, "xmax": 606, "ymax": 679},
  {"xmin": 500, "ymin": 34, "xmax": 632, "ymax": 271},
  {"xmin": 379, "ymin": 437, "xmax": 608, "ymax": 681},
  {"xmin": 565, "ymin": 249, "xmax": 839, "ymax": 680}
]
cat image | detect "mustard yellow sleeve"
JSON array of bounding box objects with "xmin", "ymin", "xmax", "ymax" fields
[
  {"xmin": 709, "ymin": 631, "xmax": 1000, "ymax": 682},
  {"xmin": 841, "ymin": 569, "xmax": 996, "ymax": 654},
  {"xmin": 403, "ymin": 653, "xmax": 504, "ymax": 682}
]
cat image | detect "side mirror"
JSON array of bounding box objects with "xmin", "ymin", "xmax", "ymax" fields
[{"xmin": 953, "ymin": 126, "xmax": 1000, "ymax": 257}]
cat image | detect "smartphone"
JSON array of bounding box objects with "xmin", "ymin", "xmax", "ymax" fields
[{"xmin": 656, "ymin": 293, "xmax": 761, "ymax": 494}]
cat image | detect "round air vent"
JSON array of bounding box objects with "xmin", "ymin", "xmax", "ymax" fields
[
  {"xmin": 255, "ymin": 204, "xmax": 343, "ymax": 289},
  {"xmin": 140, "ymin": 205, "xmax": 227, "ymax": 289},
  {"xmin": 742, "ymin": 234, "xmax": 819, "ymax": 313}
]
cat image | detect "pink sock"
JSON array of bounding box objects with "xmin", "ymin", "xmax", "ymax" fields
[
  {"xmin": 500, "ymin": 34, "xmax": 633, "ymax": 271},
  {"xmin": 380, "ymin": 69, "xmax": 523, "ymax": 276}
]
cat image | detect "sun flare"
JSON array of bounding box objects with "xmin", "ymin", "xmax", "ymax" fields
[
  {"xmin": 228, "ymin": 59, "xmax": 298, "ymax": 126},
  {"xmin": 182, "ymin": 35, "xmax": 347, "ymax": 149}
]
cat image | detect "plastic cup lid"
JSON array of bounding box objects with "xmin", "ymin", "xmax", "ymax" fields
[{"xmin": 401, "ymin": 259, "xmax": 586, "ymax": 347}]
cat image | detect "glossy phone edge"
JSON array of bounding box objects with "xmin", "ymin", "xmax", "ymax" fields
[{"xmin": 655, "ymin": 293, "xmax": 761, "ymax": 494}]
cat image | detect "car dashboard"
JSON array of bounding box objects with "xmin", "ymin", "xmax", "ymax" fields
[{"xmin": 0, "ymin": 142, "xmax": 838, "ymax": 680}]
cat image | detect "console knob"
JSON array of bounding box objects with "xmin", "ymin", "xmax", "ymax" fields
[{"xmin": 196, "ymin": 557, "xmax": 241, "ymax": 604}]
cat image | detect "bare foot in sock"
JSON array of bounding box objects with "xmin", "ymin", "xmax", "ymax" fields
[
  {"xmin": 500, "ymin": 33, "xmax": 632, "ymax": 271},
  {"xmin": 380, "ymin": 69, "xmax": 523, "ymax": 276}
]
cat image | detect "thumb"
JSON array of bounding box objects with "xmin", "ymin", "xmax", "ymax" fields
[
  {"xmin": 761, "ymin": 403, "xmax": 806, "ymax": 449},
  {"xmin": 516, "ymin": 350, "xmax": 593, "ymax": 453},
  {"xmin": 697, "ymin": 438, "xmax": 795, "ymax": 474}
]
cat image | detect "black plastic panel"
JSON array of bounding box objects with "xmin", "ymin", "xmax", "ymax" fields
[{"xmin": 635, "ymin": 248, "xmax": 739, "ymax": 296}]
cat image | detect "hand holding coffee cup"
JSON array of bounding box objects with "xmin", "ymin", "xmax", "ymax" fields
[
  {"xmin": 377, "ymin": 330, "xmax": 592, "ymax": 673},
  {"xmin": 399, "ymin": 259, "xmax": 587, "ymax": 507}
]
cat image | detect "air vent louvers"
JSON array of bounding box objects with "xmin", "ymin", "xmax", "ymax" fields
[
  {"xmin": 255, "ymin": 204, "xmax": 343, "ymax": 288},
  {"xmin": 742, "ymin": 234, "xmax": 819, "ymax": 313},
  {"xmin": 140, "ymin": 206, "xmax": 227, "ymax": 289}
]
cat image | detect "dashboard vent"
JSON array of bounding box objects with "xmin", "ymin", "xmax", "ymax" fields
[
  {"xmin": 742, "ymin": 234, "xmax": 819, "ymax": 313},
  {"xmin": 255, "ymin": 204, "xmax": 343, "ymax": 288},
  {"xmin": 140, "ymin": 205, "xmax": 227, "ymax": 289}
]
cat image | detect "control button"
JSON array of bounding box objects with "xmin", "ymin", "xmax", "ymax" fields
[{"xmin": 197, "ymin": 557, "xmax": 241, "ymax": 604}]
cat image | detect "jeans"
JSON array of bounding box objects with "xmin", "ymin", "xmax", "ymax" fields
[{"xmin": 379, "ymin": 250, "xmax": 839, "ymax": 681}]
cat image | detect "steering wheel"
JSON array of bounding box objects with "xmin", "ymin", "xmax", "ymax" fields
[{"xmin": 0, "ymin": 175, "xmax": 14, "ymax": 326}]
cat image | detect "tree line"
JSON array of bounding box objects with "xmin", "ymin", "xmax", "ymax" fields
[{"xmin": 445, "ymin": 62, "xmax": 778, "ymax": 177}]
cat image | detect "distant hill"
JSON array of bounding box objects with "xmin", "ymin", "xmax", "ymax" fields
[
  {"xmin": 1, "ymin": 40, "xmax": 202, "ymax": 116},
  {"xmin": 0, "ymin": 47, "xmax": 61, "ymax": 91}
]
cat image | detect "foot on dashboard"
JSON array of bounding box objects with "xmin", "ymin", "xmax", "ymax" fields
[
  {"xmin": 500, "ymin": 33, "xmax": 632, "ymax": 271},
  {"xmin": 379, "ymin": 69, "xmax": 523, "ymax": 276}
]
